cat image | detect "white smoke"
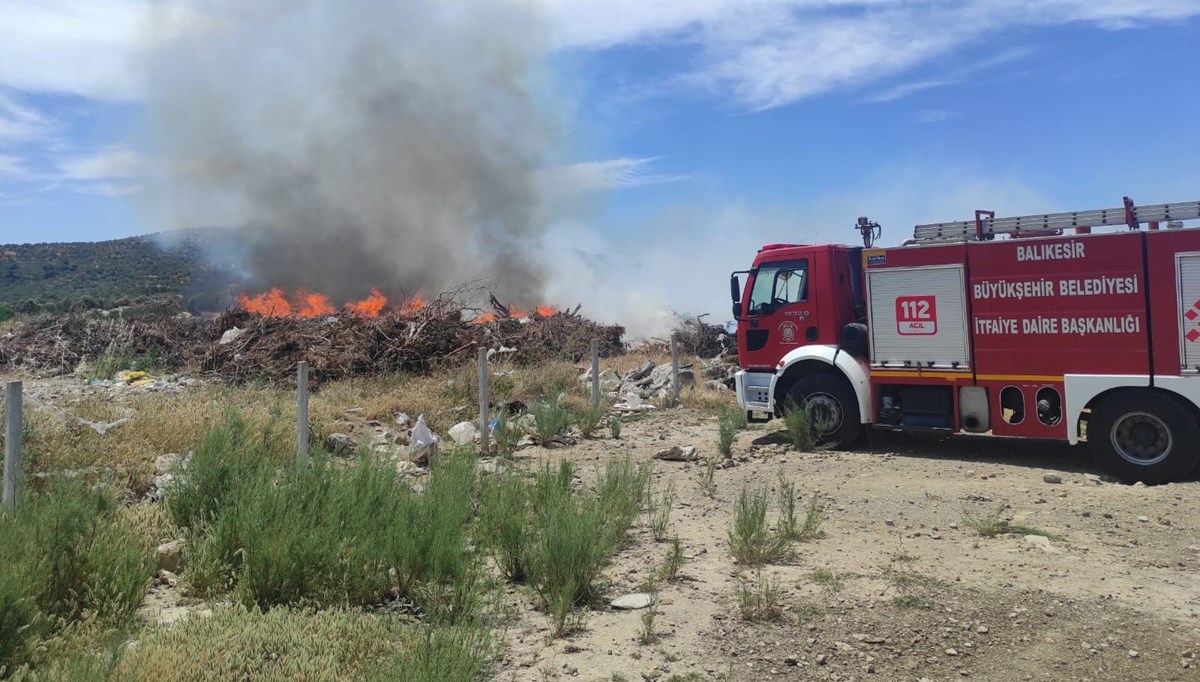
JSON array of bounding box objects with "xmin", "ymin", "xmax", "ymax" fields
[{"xmin": 140, "ymin": 0, "xmax": 566, "ymax": 304}]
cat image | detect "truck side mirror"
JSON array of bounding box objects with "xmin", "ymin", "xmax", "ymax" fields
[
  {"xmin": 732, "ymin": 302, "xmax": 742, "ymax": 319},
  {"xmin": 730, "ymin": 274, "xmax": 741, "ymax": 303}
]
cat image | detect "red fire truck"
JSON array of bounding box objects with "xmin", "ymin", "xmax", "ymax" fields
[{"xmin": 731, "ymin": 198, "xmax": 1200, "ymax": 483}]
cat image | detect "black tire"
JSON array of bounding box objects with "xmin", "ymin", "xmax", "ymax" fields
[
  {"xmin": 1088, "ymin": 390, "xmax": 1200, "ymax": 485},
  {"xmin": 784, "ymin": 373, "xmax": 863, "ymax": 447}
]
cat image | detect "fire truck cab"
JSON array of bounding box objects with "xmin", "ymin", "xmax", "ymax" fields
[{"xmin": 731, "ymin": 198, "xmax": 1200, "ymax": 484}]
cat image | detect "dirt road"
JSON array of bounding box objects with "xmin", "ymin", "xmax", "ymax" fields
[{"xmin": 499, "ymin": 409, "xmax": 1200, "ymax": 682}]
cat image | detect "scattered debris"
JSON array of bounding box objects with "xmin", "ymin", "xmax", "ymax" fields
[
  {"xmin": 611, "ymin": 593, "xmax": 655, "ymax": 610},
  {"xmin": 324, "ymin": 433, "xmax": 359, "ymax": 456},
  {"xmin": 653, "ymin": 445, "xmax": 700, "ymax": 462}
]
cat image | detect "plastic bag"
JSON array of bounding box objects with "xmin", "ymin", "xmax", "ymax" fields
[{"xmin": 410, "ymin": 415, "xmax": 440, "ymax": 463}]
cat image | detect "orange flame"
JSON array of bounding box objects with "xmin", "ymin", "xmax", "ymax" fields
[
  {"xmin": 347, "ymin": 289, "xmax": 388, "ymax": 317},
  {"xmin": 535, "ymin": 306, "xmax": 557, "ymax": 317},
  {"xmin": 399, "ymin": 293, "xmax": 427, "ymax": 316},
  {"xmin": 295, "ymin": 291, "xmax": 335, "ymax": 317},
  {"xmin": 508, "ymin": 306, "xmax": 528, "ymax": 319},
  {"xmin": 238, "ymin": 289, "xmax": 293, "ymax": 317},
  {"xmin": 473, "ymin": 312, "xmax": 499, "ymax": 325}
]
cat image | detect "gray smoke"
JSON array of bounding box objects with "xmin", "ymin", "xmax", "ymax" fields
[{"xmin": 141, "ymin": 0, "xmax": 563, "ymax": 304}]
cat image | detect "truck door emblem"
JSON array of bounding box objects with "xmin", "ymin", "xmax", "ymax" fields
[
  {"xmin": 780, "ymin": 321, "xmax": 798, "ymax": 343},
  {"xmin": 1186, "ymin": 300, "xmax": 1200, "ymax": 342},
  {"xmin": 896, "ymin": 295, "xmax": 938, "ymax": 335}
]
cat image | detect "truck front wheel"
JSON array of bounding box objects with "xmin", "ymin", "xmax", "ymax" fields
[
  {"xmin": 784, "ymin": 374, "xmax": 863, "ymax": 447},
  {"xmin": 1088, "ymin": 390, "xmax": 1200, "ymax": 484}
]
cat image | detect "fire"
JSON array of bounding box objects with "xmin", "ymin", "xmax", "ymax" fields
[
  {"xmin": 346, "ymin": 289, "xmax": 387, "ymax": 317},
  {"xmin": 239, "ymin": 289, "xmax": 290, "ymax": 316},
  {"xmin": 295, "ymin": 291, "xmax": 335, "ymax": 317},
  {"xmin": 471, "ymin": 303, "xmax": 558, "ymax": 324},
  {"xmin": 238, "ymin": 289, "xmax": 336, "ymax": 317},
  {"xmin": 399, "ymin": 293, "xmax": 427, "ymax": 316},
  {"xmin": 473, "ymin": 312, "xmax": 499, "ymax": 324},
  {"xmin": 238, "ymin": 288, "xmax": 423, "ymax": 319}
]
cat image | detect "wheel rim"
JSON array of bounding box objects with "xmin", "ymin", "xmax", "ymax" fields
[
  {"xmin": 1109, "ymin": 411, "xmax": 1172, "ymax": 466},
  {"xmin": 804, "ymin": 393, "xmax": 844, "ymax": 435}
]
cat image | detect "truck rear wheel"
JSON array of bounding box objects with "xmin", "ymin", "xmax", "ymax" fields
[
  {"xmin": 1088, "ymin": 391, "xmax": 1200, "ymax": 484},
  {"xmin": 784, "ymin": 374, "xmax": 862, "ymax": 447}
]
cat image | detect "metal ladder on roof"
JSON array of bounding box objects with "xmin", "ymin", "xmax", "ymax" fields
[{"xmin": 911, "ymin": 197, "xmax": 1200, "ymax": 244}]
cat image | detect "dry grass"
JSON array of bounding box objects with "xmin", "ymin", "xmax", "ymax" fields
[
  {"xmin": 113, "ymin": 607, "xmax": 415, "ymax": 680},
  {"xmin": 680, "ymin": 385, "xmax": 735, "ymax": 412},
  {"xmin": 19, "ymin": 358, "xmax": 606, "ymax": 487},
  {"xmin": 23, "ymin": 384, "xmax": 289, "ymax": 487}
]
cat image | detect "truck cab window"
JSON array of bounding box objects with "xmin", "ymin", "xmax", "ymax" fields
[{"xmin": 748, "ymin": 261, "xmax": 808, "ymax": 315}]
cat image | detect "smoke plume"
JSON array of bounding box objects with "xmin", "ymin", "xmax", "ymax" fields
[{"xmin": 142, "ymin": 0, "xmax": 563, "ymax": 304}]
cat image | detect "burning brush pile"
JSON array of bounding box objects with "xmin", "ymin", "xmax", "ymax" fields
[{"xmin": 0, "ymin": 289, "xmax": 625, "ymax": 384}]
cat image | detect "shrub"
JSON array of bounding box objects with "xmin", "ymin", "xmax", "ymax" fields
[
  {"xmin": 0, "ymin": 304, "xmax": 13, "ymax": 324},
  {"xmin": 961, "ymin": 506, "xmax": 1063, "ymax": 541},
  {"xmin": 658, "ymin": 537, "xmax": 684, "ymax": 583},
  {"xmin": 638, "ymin": 582, "xmax": 659, "ymax": 645},
  {"xmin": 608, "ymin": 416, "xmax": 621, "ymax": 439},
  {"xmin": 0, "ymin": 478, "xmax": 151, "ymax": 675},
  {"xmin": 697, "ymin": 457, "xmax": 717, "ymax": 498},
  {"xmin": 721, "ymin": 406, "xmax": 749, "ymax": 431},
  {"xmin": 380, "ymin": 625, "xmax": 492, "ymax": 682},
  {"xmin": 522, "ymin": 457, "xmax": 648, "ymax": 637},
  {"xmin": 166, "ymin": 410, "xmax": 284, "ymax": 532},
  {"xmin": 647, "ymin": 482, "xmax": 675, "ymax": 542},
  {"xmin": 716, "ymin": 415, "xmax": 736, "ymax": 458},
  {"xmin": 783, "ymin": 405, "xmax": 815, "ymax": 452},
  {"xmin": 728, "ymin": 479, "xmax": 818, "ymax": 566},
  {"xmin": 531, "ymin": 396, "xmax": 572, "ymax": 446},
  {"xmin": 737, "ymin": 572, "xmax": 784, "ymax": 622},
  {"xmin": 491, "ymin": 412, "xmax": 524, "ymax": 458},
  {"xmin": 478, "ymin": 471, "xmax": 533, "ymax": 582},
  {"xmin": 181, "ymin": 414, "xmax": 481, "ymax": 618},
  {"xmin": 575, "ymin": 405, "xmax": 605, "ymax": 439},
  {"xmin": 594, "ymin": 456, "xmax": 651, "ymax": 550}
]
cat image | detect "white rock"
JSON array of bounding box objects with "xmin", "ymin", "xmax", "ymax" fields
[
  {"xmin": 610, "ymin": 593, "xmax": 654, "ymax": 610},
  {"xmin": 1023, "ymin": 534, "xmax": 1062, "ymax": 554},
  {"xmin": 219, "ymin": 327, "xmax": 245, "ymax": 345},
  {"xmin": 448, "ymin": 421, "xmax": 478, "ymax": 446},
  {"xmin": 157, "ymin": 540, "xmax": 186, "ymax": 573},
  {"xmin": 154, "ymin": 453, "xmax": 181, "ymax": 476},
  {"xmin": 654, "ymin": 445, "xmax": 700, "ymax": 462}
]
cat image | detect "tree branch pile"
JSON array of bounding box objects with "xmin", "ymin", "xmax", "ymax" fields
[{"xmin": 0, "ymin": 298, "xmax": 626, "ymax": 384}]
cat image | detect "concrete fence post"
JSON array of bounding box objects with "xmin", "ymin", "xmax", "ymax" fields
[
  {"xmin": 591, "ymin": 340, "xmax": 600, "ymax": 409},
  {"xmin": 478, "ymin": 348, "xmax": 490, "ymax": 454},
  {"xmin": 4, "ymin": 381, "xmax": 22, "ymax": 513},
  {"xmin": 296, "ymin": 362, "xmax": 310, "ymax": 467},
  {"xmin": 670, "ymin": 335, "xmax": 681, "ymax": 407}
]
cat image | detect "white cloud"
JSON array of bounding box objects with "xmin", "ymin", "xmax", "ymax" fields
[
  {"xmin": 0, "ymin": 0, "xmax": 147, "ymax": 101},
  {"xmin": 917, "ymin": 109, "xmax": 958, "ymax": 124},
  {"xmin": 0, "ymin": 153, "xmax": 31, "ymax": 179},
  {"xmin": 57, "ymin": 145, "xmax": 147, "ymax": 180},
  {"xmin": 74, "ymin": 181, "xmax": 142, "ymax": 197},
  {"xmin": 867, "ymin": 80, "xmax": 954, "ymax": 103},
  {"xmin": 0, "ymin": 92, "xmax": 52, "ymax": 143},
  {"xmin": 538, "ymin": 0, "xmax": 1200, "ymax": 109},
  {"xmin": 548, "ymin": 157, "xmax": 690, "ymax": 193}
]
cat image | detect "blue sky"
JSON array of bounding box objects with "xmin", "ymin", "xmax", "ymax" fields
[{"xmin": 2, "ymin": 1, "xmax": 1199, "ymax": 330}]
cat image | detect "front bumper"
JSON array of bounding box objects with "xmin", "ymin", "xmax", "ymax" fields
[{"xmin": 735, "ymin": 370, "xmax": 776, "ymax": 413}]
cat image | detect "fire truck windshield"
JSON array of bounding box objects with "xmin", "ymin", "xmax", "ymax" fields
[{"xmin": 747, "ymin": 260, "xmax": 808, "ymax": 315}]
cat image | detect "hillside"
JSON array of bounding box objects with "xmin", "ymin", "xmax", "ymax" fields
[{"xmin": 0, "ymin": 230, "xmax": 239, "ymax": 313}]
